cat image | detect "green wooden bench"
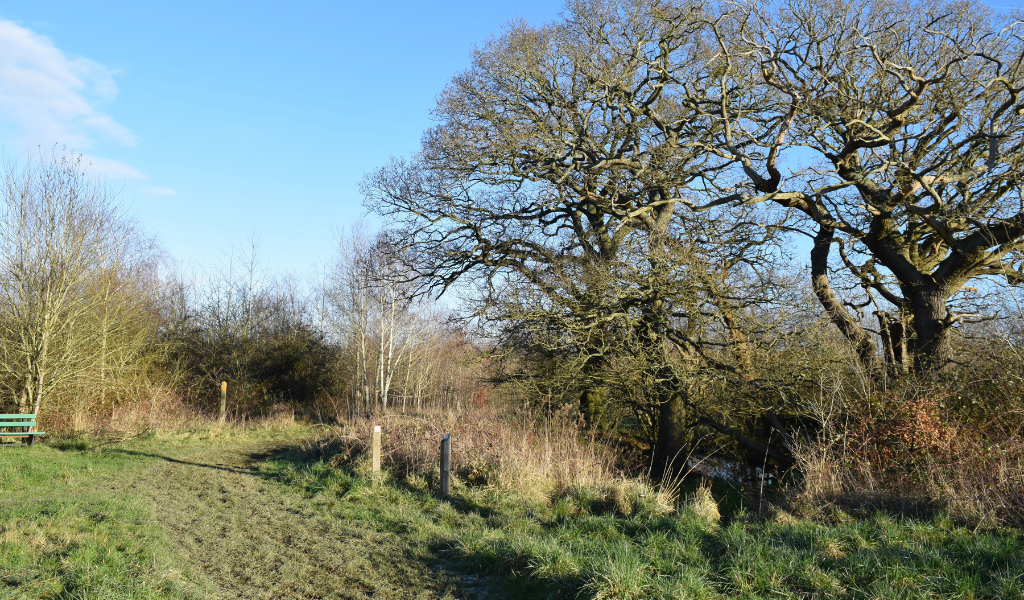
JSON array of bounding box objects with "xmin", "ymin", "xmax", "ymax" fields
[{"xmin": 0, "ymin": 414, "xmax": 45, "ymax": 447}]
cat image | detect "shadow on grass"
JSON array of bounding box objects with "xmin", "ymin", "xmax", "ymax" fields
[
  {"xmin": 430, "ymin": 537, "xmax": 570, "ymax": 600},
  {"xmin": 105, "ymin": 449, "xmax": 261, "ymax": 475}
]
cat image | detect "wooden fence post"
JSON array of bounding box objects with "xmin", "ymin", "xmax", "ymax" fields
[
  {"xmin": 219, "ymin": 381, "xmax": 227, "ymax": 423},
  {"xmin": 372, "ymin": 425, "xmax": 381, "ymax": 474},
  {"xmin": 439, "ymin": 433, "xmax": 451, "ymax": 497}
]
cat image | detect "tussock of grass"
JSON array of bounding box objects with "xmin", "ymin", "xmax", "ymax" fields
[{"xmin": 686, "ymin": 484, "xmax": 721, "ymax": 528}]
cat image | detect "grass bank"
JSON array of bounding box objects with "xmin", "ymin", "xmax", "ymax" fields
[
  {"xmin": 265, "ymin": 426, "xmax": 1024, "ymax": 600},
  {"xmin": 2, "ymin": 421, "xmax": 1022, "ymax": 599}
]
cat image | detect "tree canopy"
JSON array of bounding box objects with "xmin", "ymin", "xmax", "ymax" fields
[{"xmin": 365, "ymin": 0, "xmax": 1024, "ymax": 468}]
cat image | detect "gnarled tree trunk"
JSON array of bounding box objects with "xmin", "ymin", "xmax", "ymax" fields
[{"xmin": 907, "ymin": 285, "xmax": 954, "ymax": 372}]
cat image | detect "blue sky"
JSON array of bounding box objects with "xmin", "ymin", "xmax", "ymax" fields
[{"xmin": 0, "ymin": 1, "xmax": 563, "ymax": 274}]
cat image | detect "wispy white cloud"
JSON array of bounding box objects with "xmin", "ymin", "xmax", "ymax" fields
[
  {"xmin": 78, "ymin": 153, "xmax": 145, "ymax": 180},
  {"xmin": 0, "ymin": 19, "xmax": 139, "ymax": 170},
  {"xmin": 141, "ymin": 186, "xmax": 176, "ymax": 196}
]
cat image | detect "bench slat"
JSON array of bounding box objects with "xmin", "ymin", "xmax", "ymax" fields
[{"xmin": 0, "ymin": 413, "xmax": 43, "ymax": 448}]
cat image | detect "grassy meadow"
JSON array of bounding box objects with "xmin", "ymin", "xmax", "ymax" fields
[
  {"xmin": 0, "ymin": 437, "xmax": 206, "ymax": 599},
  {"xmin": 1, "ymin": 420, "xmax": 1021, "ymax": 600}
]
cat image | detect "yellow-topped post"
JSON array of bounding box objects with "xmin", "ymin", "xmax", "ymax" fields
[{"xmin": 219, "ymin": 381, "xmax": 227, "ymax": 423}]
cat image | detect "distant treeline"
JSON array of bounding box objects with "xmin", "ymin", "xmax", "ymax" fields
[{"xmin": 0, "ymin": 153, "xmax": 483, "ymax": 433}]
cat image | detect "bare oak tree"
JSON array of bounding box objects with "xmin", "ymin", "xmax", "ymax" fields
[
  {"xmin": 700, "ymin": 0, "xmax": 1024, "ymax": 372},
  {"xmin": 363, "ymin": 0, "xmax": 798, "ymax": 465}
]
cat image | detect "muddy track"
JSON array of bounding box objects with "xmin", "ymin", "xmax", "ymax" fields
[{"xmin": 119, "ymin": 440, "xmax": 463, "ymax": 600}]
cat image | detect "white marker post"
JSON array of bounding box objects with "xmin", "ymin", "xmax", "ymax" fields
[{"xmin": 372, "ymin": 425, "xmax": 381, "ymax": 474}]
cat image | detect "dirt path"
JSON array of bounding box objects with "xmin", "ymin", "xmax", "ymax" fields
[{"xmin": 118, "ymin": 438, "xmax": 465, "ymax": 600}]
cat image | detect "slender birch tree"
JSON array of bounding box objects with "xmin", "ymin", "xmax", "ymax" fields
[{"xmin": 0, "ymin": 152, "xmax": 122, "ymax": 417}]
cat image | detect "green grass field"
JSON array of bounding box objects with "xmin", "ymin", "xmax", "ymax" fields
[{"xmin": 1, "ymin": 425, "xmax": 1021, "ymax": 599}]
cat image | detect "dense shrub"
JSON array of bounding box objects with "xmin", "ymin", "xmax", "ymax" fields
[{"xmin": 795, "ymin": 357, "xmax": 1024, "ymax": 527}]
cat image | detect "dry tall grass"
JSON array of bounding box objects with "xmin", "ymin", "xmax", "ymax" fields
[
  {"xmin": 35, "ymin": 385, "xmax": 202, "ymax": 435},
  {"xmin": 298, "ymin": 403, "xmax": 675, "ymax": 515}
]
